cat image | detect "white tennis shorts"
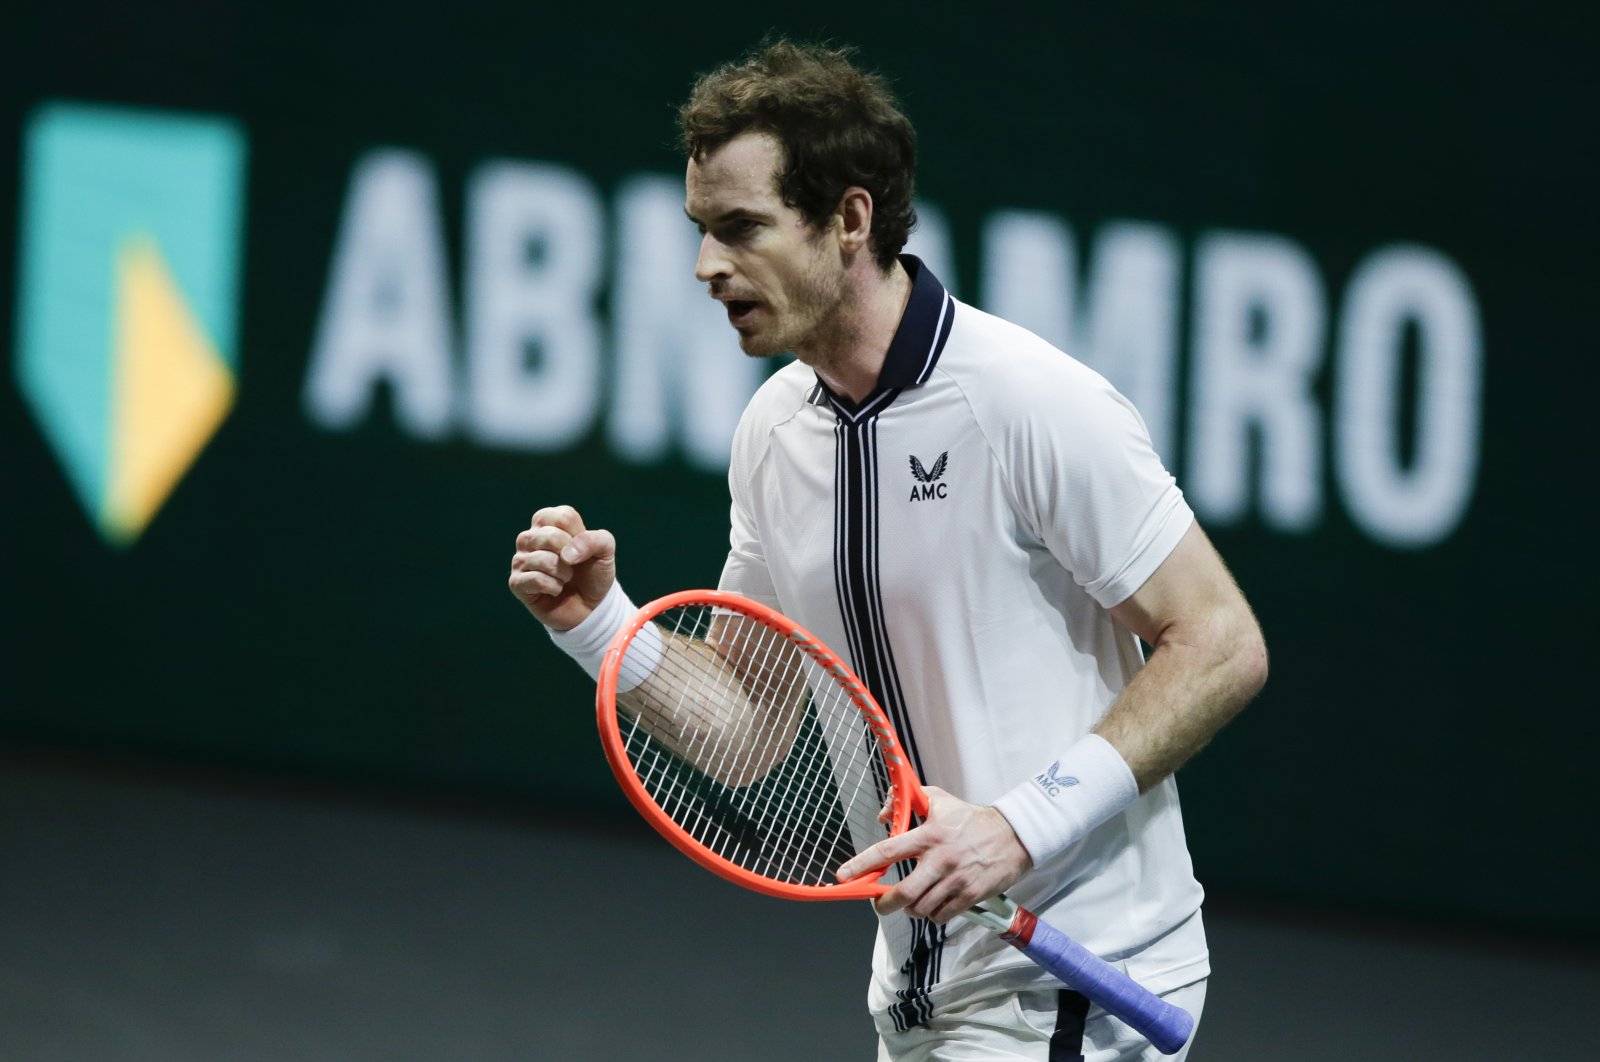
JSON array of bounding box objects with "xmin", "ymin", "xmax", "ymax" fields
[{"xmin": 876, "ymin": 979, "xmax": 1207, "ymax": 1062}]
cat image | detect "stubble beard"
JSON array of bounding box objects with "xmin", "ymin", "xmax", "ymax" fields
[{"xmin": 739, "ymin": 245, "xmax": 848, "ymax": 361}]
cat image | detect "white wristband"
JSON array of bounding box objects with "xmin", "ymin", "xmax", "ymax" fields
[
  {"xmin": 545, "ymin": 581, "xmax": 662, "ymax": 692},
  {"xmin": 991, "ymin": 734, "xmax": 1140, "ymax": 867}
]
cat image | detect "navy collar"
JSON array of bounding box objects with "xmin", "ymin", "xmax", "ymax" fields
[{"xmin": 810, "ymin": 255, "xmax": 955, "ymax": 419}]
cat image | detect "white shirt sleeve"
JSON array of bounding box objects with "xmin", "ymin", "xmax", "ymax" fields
[
  {"xmin": 717, "ymin": 396, "xmax": 780, "ymax": 607},
  {"xmin": 1009, "ymin": 360, "xmax": 1193, "ymax": 609}
]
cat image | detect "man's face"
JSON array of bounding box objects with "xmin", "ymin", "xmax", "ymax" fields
[{"xmin": 685, "ymin": 131, "xmax": 844, "ymax": 358}]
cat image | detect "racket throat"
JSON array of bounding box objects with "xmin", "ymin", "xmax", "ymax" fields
[{"xmin": 965, "ymin": 894, "xmax": 1025, "ymax": 938}]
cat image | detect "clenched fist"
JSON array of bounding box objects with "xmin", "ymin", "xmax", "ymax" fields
[{"xmin": 508, "ymin": 505, "xmax": 618, "ymax": 631}]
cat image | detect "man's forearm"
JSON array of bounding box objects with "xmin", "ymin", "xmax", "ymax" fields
[
  {"xmin": 617, "ymin": 624, "xmax": 808, "ymax": 788},
  {"xmin": 1094, "ymin": 606, "xmax": 1268, "ymax": 792}
]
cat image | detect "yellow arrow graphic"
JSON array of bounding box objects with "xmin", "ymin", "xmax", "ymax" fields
[{"xmin": 103, "ymin": 235, "xmax": 236, "ymax": 544}]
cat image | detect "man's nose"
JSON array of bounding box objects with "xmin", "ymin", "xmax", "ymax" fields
[{"xmin": 695, "ymin": 233, "xmax": 731, "ymax": 283}]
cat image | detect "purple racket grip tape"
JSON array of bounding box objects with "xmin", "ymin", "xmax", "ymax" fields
[{"xmin": 1002, "ymin": 906, "xmax": 1194, "ymax": 1055}]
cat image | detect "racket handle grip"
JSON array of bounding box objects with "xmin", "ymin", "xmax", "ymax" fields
[{"xmin": 1000, "ymin": 905, "xmax": 1194, "ymax": 1056}]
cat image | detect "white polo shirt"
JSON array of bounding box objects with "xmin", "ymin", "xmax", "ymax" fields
[{"xmin": 718, "ymin": 256, "xmax": 1208, "ymax": 1032}]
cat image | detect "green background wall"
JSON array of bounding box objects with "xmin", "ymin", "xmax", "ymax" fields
[{"xmin": 4, "ymin": 3, "xmax": 1595, "ymax": 938}]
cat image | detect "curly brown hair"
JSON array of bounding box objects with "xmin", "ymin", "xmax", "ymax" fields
[{"xmin": 678, "ymin": 39, "xmax": 918, "ymax": 272}]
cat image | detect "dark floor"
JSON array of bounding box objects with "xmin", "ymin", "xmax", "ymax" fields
[{"xmin": 2, "ymin": 752, "xmax": 1596, "ymax": 1061}]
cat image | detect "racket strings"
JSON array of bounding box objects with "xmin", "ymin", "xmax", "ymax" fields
[
  {"xmin": 616, "ymin": 605, "xmax": 892, "ymax": 887},
  {"xmin": 634, "ymin": 615, "xmax": 861, "ymax": 881}
]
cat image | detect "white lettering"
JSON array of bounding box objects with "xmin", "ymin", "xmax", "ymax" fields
[
  {"xmin": 1335, "ymin": 246, "xmax": 1482, "ymax": 547},
  {"xmin": 465, "ymin": 161, "xmax": 603, "ymax": 449},
  {"xmin": 300, "ymin": 153, "xmax": 1487, "ymax": 552},
  {"xmin": 304, "ymin": 150, "xmax": 454, "ymax": 437},
  {"xmin": 1188, "ymin": 231, "xmax": 1326, "ymax": 531}
]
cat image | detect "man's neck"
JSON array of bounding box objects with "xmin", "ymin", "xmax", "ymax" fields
[{"xmin": 798, "ymin": 260, "xmax": 914, "ymax": 405}]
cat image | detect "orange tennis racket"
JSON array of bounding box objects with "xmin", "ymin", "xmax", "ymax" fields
[{"xmin": 596, "ymin": 589, "xmax": 1192, "ymax": 1055}]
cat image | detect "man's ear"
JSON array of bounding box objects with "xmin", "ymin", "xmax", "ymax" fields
[{"xmin": 834, "ymin": 186, "xmax": 875, "ymax": 254}]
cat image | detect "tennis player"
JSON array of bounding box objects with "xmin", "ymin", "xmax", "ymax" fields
[{"xmin": 510, "ymin": 40, "xmax": 1268, "ymax": 1062}]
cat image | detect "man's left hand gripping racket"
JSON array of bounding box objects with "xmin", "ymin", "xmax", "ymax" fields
[{"xmin": 596, "ymin": 589, "xmax": 1193, "ymax": 1056}]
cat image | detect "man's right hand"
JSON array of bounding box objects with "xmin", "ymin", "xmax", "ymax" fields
[{"xmin": 508, "ymin": 506, "xmax": 618, "ymax": 631}]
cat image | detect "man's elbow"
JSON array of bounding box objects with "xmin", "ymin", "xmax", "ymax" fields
[{"xmin": 1234, "ymin": 619, "xmax": 1269, "ymax": 703}]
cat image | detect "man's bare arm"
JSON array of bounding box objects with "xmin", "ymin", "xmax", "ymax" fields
[
  {"xmin": 615, "ymin": 612, "xmax": 808, "ymax": 788},
  {"xmin": 1099, "ymin": 522, "xmax": 1269, "ymax": 790}
]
